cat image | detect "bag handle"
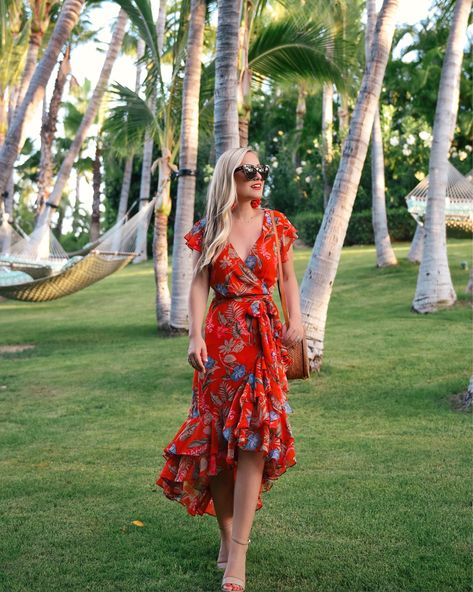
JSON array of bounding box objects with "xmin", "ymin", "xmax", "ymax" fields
[{"xmin": 269, "ymin": 209, "xmax": 290, "ymax": 329}]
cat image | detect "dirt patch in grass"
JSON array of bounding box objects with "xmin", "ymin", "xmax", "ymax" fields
[
  {"xmin": 448, "ymin": 390, "xmax": 472, "ymax": 413},
  {"xmin": 0, "ymin": 344, "xmax": 36, "ymax": 355}
]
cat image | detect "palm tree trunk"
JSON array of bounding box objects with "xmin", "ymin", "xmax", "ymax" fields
[
  {"xmin": 35, "ymin": 7, "xmax": 127, "ymax": 228},
  {"xmin": 407, "ymin": 222, "xmax": 424, "ymax": 263},
  {"xmin": 466, "ymin": 267, "xmax": 473, "ymax": 294},
  {"xmin": 90, "ymin": 137, "xmax": 102, "ymax": 241},
  {"xmin": 299, "ymin": 0, "xmax": 399, "ymax": 371},
  {"xmin": 0, "ymin": 0, "xmax": 85, "ymax": 196},
  {"xmin": 116, "ymin": 40, "xmax": 144, "ymax": 226},
  {"xmin": 293, "ymin": 81, "xmax": 307, "ymax": 168},
  {"xmin": 322, "ymin": 82, "xmax": 333, "ymax": 209},
  {"xmin": 214, "ymin": 0, "xmax": 243, "ymax": 159},
  {"xmin": 412, "ymin": 0, "xmax": 470, "ymax": 313},
  {"xmin": 366, "ymin": 0, "xmax": 397, "ymax": 267},
  {"xmin": 36, "ymin": 46, "xmax": 71, "ymax": 214},
  {"xmin": 72, "ymin": 172, "xmax": 81, "ymax": 235},
  {"xmin": 237, "ymin": 0, "xmax": 252, "ymax": 148},
  {"xmin": 133, "ymin": 3, "xmax": 166, "ymax": 264},
  {"xmin": 169, "ymin": 0, "xmax": 206, "ymax": 331}
]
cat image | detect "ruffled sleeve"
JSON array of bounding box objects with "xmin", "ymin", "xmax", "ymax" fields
[
  {"xmin": 183, "ymin": 218, "xmax": 206, "ymax": 252},
  {"xmin": 275, "ymin": 211, "xmax": 298, "ymax": 263}
]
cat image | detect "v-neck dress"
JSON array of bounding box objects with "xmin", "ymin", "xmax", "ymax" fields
[{"xmin": 156, "ymin": 208, "xmax": 299, "ymax": 517}]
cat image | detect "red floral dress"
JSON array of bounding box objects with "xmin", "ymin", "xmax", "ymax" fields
[{"xmin": 156, "ymin": 208, "xmax": 299, "ymax": 517}]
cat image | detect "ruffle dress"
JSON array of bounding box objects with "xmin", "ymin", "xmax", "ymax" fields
[{"xmin": 156, "ymin": 208, "xmax": 299, "ymax": 516}]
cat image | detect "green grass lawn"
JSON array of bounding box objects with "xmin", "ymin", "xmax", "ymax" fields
[{"xmin": 0, "ymin": 239, "xmax": 471, "ymax": 592}]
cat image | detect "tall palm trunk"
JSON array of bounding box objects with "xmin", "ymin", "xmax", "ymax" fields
[
  {"xmin": 366, "ymin": 0, "xmax": 397, "ymax": 267},
  {"xmin": 90, "ymin": 136, "xmax": 102, "ymax": 241},
  {"xmin": 168, "ymin": 0, "xmax": 206, "ymax": 331},
  {"xmin": 133, "ymin": 2, "xmax": 166, "ymax": 263},
  {"xmin": 36, "ymin": 46, "xmax": 71, "ymax": 214},
  {"xmin": 237, "ymin": 0, "xmax": 252, "ymax": 147},
  {"xmin": 293, "ymin": 81, "xmax": 307, "ymax": 168},
  {"xmin": 214, "ymin": 0, "xmax": 243, "ymax": 159},
  {"xmin": 407, "ymin": 223, "xmax": 424, "ymax": 263},
  {"xmin": 321, "ymin": 82, "xmax": 333, "ymax": 208},
  {"xmin": 35, "ymin": 8, "xmax": 127, "ymax": 229},
  {"xmin": 299, "ymin": 0, "xmax": 399, "ymax": 371},
  {"xmin": 116, "ymin": 39, "xmax": 144, "ymax": 224},
  {"xmin": 412, "ymin": 0, "xmax": 470, "ymax": 312},
  {"xmin": 0, "ymin": 0, "xmax": 85, "ymax": 196}
]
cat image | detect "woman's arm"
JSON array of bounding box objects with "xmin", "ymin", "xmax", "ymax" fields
[
  {"xmin": 188, "ymin": 251, "xmax": 210, "ymax": 372},
  {"xmin": 280, "ymin": 246, "xmax": 304, "ymax": 347}
]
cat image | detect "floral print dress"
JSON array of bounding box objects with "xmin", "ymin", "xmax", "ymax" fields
[{"xmin": 156, "ymin": 208, "xmax": 299, "ymax": 517}]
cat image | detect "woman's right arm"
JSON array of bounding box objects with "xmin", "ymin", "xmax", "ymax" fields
[{"xmin": 187, "ymin": 250, "xmax": 210, "ymax": 372}]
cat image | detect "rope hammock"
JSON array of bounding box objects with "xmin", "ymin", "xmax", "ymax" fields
[
  {"xmin": 405, "ymin": 162, "xmax": 473, "ymax": 231},
  {"xmin": 0, "ymin": 198, "xmax": 155, "ymax": 302}
]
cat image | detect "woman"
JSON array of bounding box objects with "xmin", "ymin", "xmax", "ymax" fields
[{"xmin": 156, "ymin": 146, "xmax": 304, "ymax": 592}]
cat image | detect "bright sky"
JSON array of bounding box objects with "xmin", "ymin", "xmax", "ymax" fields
[{"xmin": 37, "ymin": 0, "xmax": 441, "ymax": 229}]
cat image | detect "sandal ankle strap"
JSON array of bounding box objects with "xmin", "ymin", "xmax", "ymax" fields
[{"xmin": 232, "ymin": 536, "xmax": 251, "ymax": 545}]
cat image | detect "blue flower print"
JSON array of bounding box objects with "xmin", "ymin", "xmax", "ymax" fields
[
  {"xmin": 223, "ymin": 427, "xmax": 232, "ymax": 441},
  {"xmin": 215, "ymin": 283, "xmax": 228, "ymax": 296},
  {"xmin": 268, "ymin": 448, "xmax": 280, "ymax": 460},
  {"xmin": 231, "ymin": 364, "xmax": 246, "ymax": 381},
  {"xmin": 168, "ymin": 443, "xmax": 177, "ymax": 454},
  {"xmin": 250, "ymin": 300, "xmax": 260, "ymax": 315},
  {"xmin": 204, "ymin": 356, "xmax": 216, "ymax": 370},
  {"xmin": 269, "ymin": 410, "xmax": 279, "ymax": 421},
  {"xmin": 190, "ymin": 406, "xmax": 199, "ymax": 418},
  {"xmin": 245, "ymin": 255, "xmax": 257, "ymax": 269},
  {"xmin": 248, "ymin": 373, "xmax": 256, "ymax": 389},
  {"xmin": 283, "ymin": 400, "xmax": 293, "ymax": 414},
  {"xmin": 244, "ymin": 432, "xmax": 261, "ymax": 450},
  {"xmin": 261, "ymin": 280, "xmax": 268, "ymax": 294}
]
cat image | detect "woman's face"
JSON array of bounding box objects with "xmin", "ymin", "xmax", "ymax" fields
[{"xmin": 233, "ymin": 151, "xmax": 264, "ymax": 203}]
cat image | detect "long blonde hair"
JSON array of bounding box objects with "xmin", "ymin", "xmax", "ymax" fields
[{"xmin": 194, "ymin": 146, "xmax": 258, "ymax": 275}]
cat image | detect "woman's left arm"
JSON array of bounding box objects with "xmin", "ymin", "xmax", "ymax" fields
[{"xmin": 281, "ymin": 245, "xmax": 305, "ymax": 347}]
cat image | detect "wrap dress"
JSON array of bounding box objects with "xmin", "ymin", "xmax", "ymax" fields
[{"xmin": 156, "ymin": 208, "xmax": 299, "ymax": 517}]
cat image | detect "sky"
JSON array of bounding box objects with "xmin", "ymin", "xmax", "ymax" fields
[{"xmin": 36, "ymin": 0, "xmax": 440, "ymax": 230}]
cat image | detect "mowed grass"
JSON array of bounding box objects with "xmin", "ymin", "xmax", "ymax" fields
[{"xmin": 0, "ymin": 238, "xmax": 471, "ymax": 592}]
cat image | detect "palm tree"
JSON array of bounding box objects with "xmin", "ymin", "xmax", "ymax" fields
[
  {"xmin": 133, "ymin": 0, "xmax": 167, "ymax": 264},
  {"xmin": 214, "ymin": 0, "xmax": 242, "ymax": 158},
  {"xmin": 36, "ymin": 46, "xmax": 71, "ymax": 213},
  {"xmin": 366, "ymin": 0, "xmax": 397, "ymax": 267},
  {"xmin": 411, "ymin": 0, "xmax": 471, "ymax": 313},
  {"xmin": 34, "ymin": 7, "xmax": 128, "ymax": 228},
  {"xmin": 407, "ymin": 223, "xmax": 424, "ymax": 263},
  {"xmin": 299, "ymin": 0, "xmax": 399, "ymax": 371},
  {"xmin": 0, "ymin": 0, "xmax": 85, "ymax": 197},
  {"xmin": 169, "ymin": 0, "xmax": 207, "ymax": 330}
]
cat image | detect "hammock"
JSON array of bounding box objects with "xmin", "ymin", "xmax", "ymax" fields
[
  {"xmin": 0, "ymin": 198, "xmax": 155, "ymax": 302},
  {"xmin": 405, "ymin": 162, "xmax": 473, "ymax": 231}
]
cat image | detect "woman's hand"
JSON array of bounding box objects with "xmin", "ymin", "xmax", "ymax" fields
[
  {"xmin": 281, "ymin": 320, "xmax": 304, "ymax": 348},
  {"xmin": 188, "ymin": 335, "xmax": 208, "ymax": 372}
]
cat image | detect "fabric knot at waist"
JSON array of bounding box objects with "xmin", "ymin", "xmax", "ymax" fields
[{"xmin": 211, "ymin": 292, "xmax": 290, "ymax": 378}]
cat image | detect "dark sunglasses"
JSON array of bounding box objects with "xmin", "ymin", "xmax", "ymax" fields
[{"xmin": 234, "ymin": 164, "xmax": 270, "ymax": 181}]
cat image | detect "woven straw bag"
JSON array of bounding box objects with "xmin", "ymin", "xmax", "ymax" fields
[{"xmin": 269, "ymin": 210, "xmax": 310, "ymax": 380}]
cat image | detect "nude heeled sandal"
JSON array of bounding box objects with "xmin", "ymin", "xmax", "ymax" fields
[{"xmin": 221, "ymin": 537, "xmax": 251, "ymax": 591}]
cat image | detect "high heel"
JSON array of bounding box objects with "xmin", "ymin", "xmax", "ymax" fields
[{"xmin": 221, "ymin": 537, "xmax": 250, "ymax": 592}]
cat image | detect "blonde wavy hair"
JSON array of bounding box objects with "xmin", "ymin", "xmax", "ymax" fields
[{"xmin": 194, "ymin": 146, "xmax": 259, "ymax": 275}]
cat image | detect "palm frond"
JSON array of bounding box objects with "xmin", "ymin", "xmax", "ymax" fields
[
  {"xmin": 248, "ymin": 15, "xmax": 349, "ymax": 90},
  {"xmin": 104, "ymin": 82, "xmax": 155, "ymax": 153}
]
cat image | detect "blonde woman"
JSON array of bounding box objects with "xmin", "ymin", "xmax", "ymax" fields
[{"xmin": 156, "ymin": 147, "xmax": 304, "ymax": 591}]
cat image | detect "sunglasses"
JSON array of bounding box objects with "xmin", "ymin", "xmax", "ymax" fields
[{"xmin": 234, "ymin": 164, "xmax": 270, "ymax": 181}]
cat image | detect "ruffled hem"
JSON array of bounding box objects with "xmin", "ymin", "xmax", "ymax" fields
[{"xmin": 155, "ymin": 350, "xmax": 296, "ymax": 517}]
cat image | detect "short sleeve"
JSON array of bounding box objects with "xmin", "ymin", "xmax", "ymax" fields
[
  {"xmin": 183, "ymin": 218, "xmax": 206, "ymax": 252},
  {"xmin": 275, "ymin": 211, "xmax": 298, "ymax": 263}
]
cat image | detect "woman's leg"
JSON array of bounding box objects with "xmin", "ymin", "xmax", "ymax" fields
[
  {"xmin": 209, "ymin": 466, "xmax": 235, "ymax": 562},
  {"xmin": 223, "ymin": 448, "xmax": 265, "ymax": 589}
]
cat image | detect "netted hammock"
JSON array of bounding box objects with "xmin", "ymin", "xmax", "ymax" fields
[
  {"xmin": 0, "ymin": 198, "xmax": 155, "ymax": 302},
  {"xmin": 405, "ymin": 162, "xmax": 473, "ymax": 231}
]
